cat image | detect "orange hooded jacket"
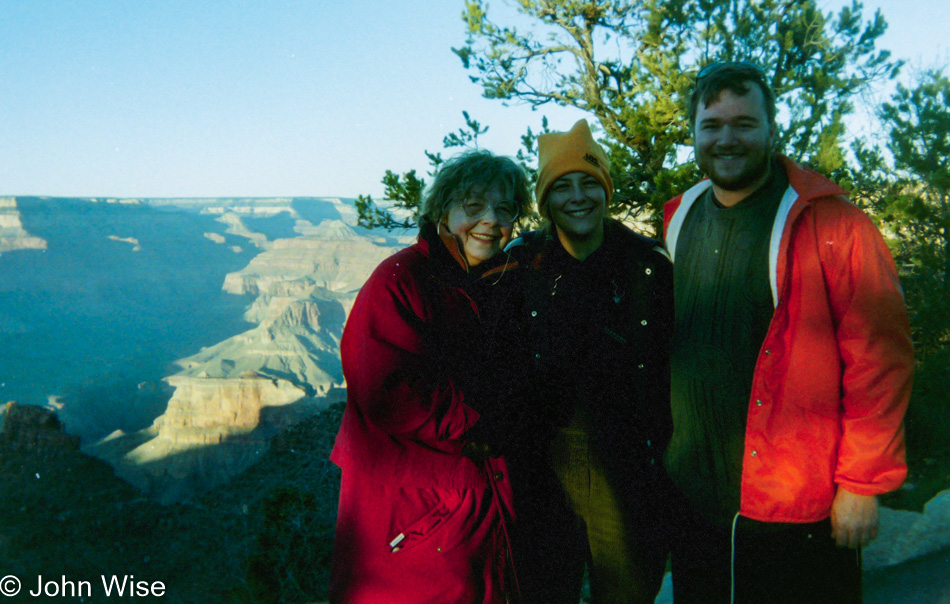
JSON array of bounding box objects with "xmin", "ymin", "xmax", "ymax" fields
[{"xmin": 663, "ymin": 155, "xmax": 914, "ymax": 523}]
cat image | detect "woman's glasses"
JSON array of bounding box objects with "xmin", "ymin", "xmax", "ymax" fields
[{"xmin": 459, "ymin": 198, "xmax": 519, "ymax": 224}]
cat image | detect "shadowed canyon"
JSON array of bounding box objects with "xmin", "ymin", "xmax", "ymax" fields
[{"xmin": 0, "ymin": 195, "xmax": 410, "ymax": 502}]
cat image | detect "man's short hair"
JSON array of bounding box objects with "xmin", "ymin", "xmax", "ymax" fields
[{"xmin": 688, "ymin": 61, "xmax": 777, "ymax": 128}]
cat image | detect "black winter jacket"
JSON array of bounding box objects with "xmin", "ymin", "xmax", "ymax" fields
[{"xmin": 501, "ymin": 218, "xmax": 674, "ymax": 474}]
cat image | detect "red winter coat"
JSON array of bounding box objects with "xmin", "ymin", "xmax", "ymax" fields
[
  {"xmin": 330, "ymin": 224, "xmax": 516, "ymax": 603},
  {"xmin": 663, "ymin": 156, "xmax": 913, "ymax": 523}
]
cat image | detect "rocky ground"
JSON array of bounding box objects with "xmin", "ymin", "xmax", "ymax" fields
[
  {"xmin": 0, "ymin": 403, "xmax": 344, "ymax": 603},
  {"xmin": 865, "ymin": 548, "xmax": 950, "ymax": 604},
  {"xmin": 1, "ymin": 196, "xmax": 413, "ymax": 508}
]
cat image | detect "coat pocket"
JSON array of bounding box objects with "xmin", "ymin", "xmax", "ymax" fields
[{"xmin": 388, "ymin": 488, "xmax": 464, "ymax": 554}]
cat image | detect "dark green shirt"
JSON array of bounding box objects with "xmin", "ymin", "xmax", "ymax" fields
[{"xmin": 665, "ymin": 162, "xmax": 788, "ymax": 524}]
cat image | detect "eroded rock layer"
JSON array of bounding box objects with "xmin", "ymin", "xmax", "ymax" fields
[{"xmin": 73, "ymin": 196, "xmax": 411, "ymax": 501}]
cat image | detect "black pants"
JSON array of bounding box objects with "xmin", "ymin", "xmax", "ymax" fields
[{"xmin": 669, "ymin": 490, "xmax": 862, "ymax": 604}]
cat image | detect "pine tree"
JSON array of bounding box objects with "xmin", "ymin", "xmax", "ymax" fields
[
  {"xmin": 454, "ymin": 0, "xmax": 899, "ymax": 234},
  {"xmin": 855, "ymin": 68, "xmax": 950, "ymax": 485}
]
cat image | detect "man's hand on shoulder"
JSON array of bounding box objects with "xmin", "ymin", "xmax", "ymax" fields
[{"xmin": 830, "ymin": 488, "xmax": 879, "ymax": 549}]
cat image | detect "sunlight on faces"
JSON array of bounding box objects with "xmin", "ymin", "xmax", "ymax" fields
[
  {"xmin": 546, "ymin": 172, "xmax": 606, "ymax": 242},
  {"xmin": 444, "ymin": 185, "xmax": 515, "ymax": 267},
  {"xmin": 694, "ymin": 86, "xmax": 776, "ymax": 206}
]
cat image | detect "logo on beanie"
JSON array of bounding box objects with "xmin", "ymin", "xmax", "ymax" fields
[{"xmin": 583, "ymin": 153, "xmax": 600, "ymax": 168}]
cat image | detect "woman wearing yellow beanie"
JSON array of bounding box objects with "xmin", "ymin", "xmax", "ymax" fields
[{"xmin": 505, "ymin": 119, "xmax": 675, "ymax": 603}]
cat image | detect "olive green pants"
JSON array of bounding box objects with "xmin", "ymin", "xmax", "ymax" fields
[{"xmin": 548, "ymin": 428, "xmax": 669, "ymax": 604}]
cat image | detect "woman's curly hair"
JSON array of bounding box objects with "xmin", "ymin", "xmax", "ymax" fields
[{"xmin": 418, "ymin": 149, "xmax": 531, "ymax": 228}]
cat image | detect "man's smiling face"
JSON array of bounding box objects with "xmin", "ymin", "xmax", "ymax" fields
[{"xmin": 694, "ymin": 84, "xmax": 775, "ymax": 206}]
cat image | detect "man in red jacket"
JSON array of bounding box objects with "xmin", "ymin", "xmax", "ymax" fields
[{"xmin": 663, "ymin": 61, "xmax": 914, "ymax": 603}]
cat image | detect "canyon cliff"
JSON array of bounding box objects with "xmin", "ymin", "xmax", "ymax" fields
[
  {"xmin": 0, "ymin": 195, "xmax": 411, "ymax": 501},
  {"xmin": 0, "ymin": 197, "xmax": 47, "ymax": 252}
]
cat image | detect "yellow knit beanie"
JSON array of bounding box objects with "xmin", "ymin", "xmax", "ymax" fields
[{"xmin": 536, "ymin": 119, "xmax": 614, "ymax": 219}]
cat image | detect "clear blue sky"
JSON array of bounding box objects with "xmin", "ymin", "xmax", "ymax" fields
[{"xmin": 0, "ymin": 0, "xmax": 945, "ymax": 199}]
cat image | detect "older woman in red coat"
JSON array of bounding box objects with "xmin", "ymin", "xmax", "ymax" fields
[{"xmin": 329, "ymin": 150, "xmax": 531, "ymax": 603}]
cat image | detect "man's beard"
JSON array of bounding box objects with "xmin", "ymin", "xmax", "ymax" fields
[{"xmin": 700, "ymin": 147, "xmax": 772, "ymax": 192}]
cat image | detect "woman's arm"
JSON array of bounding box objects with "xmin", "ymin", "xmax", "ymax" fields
[{"xmin": 341, "ymin": 252, "xmax": 481, "ymax": 445}]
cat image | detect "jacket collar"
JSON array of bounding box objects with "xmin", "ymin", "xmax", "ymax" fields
[
  {"xmin": 418, "ymin": 222, "xmax": 519, "ymax": 283},
  {"xmin": 667, "ymin": 155, "xmax": 847, "ymax": 262}
]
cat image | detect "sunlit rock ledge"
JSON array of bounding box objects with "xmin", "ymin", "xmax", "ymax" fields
[
  {"xmin": 86, "ymin": 374, "xmax": 335, "ymax": 504},
  {"xmin": 0, "ymin": 197, "xmax": 47, "ymax": 252},
  {"xmin": 156, "ymin": 374, "xmax": 309, "ymax": 445}
]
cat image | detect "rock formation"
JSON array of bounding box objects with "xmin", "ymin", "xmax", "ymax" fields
[
  {"xmin": 76, "ymin": 196, "xmax": 411, "ymax": 501},
  {"xmin": 0, "ymin": 401, "xmax": 79, "ymax": 451},
  {"xmin": 0, "ymin": 197, "xmax": 47, "ymax": 252},
  {"xmin": 222, "ymin": 219, "xmax": 402, "ymax": 299}
]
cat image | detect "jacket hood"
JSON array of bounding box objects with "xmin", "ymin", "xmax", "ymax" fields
[{"xmin": 778, "ymin": 155, "xmax": 847, "ymax": 204}]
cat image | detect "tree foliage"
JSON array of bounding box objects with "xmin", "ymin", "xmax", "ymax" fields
[
  {"xmin": 453, "ymin": 0, "xmax": 899, "ymax": 234},
  {"xmin": 355, "ymin": 112, "xmax": 489, "ymax": 230},
  {"xmin": 868, "ymin": 70, "xmax": 950, "ymax": 357},
  {"xmin": 847, "ymin": 69, "xmax": 950, "ymax": 467}
]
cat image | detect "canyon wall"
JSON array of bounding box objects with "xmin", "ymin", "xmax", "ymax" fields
[
  {"xmin": 0, "ymin": 196, "xmax": 411, "ymax": 501},
  {"xmin": 0, "ymin": 197, "xmax": 47, "ymax": 252}
]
